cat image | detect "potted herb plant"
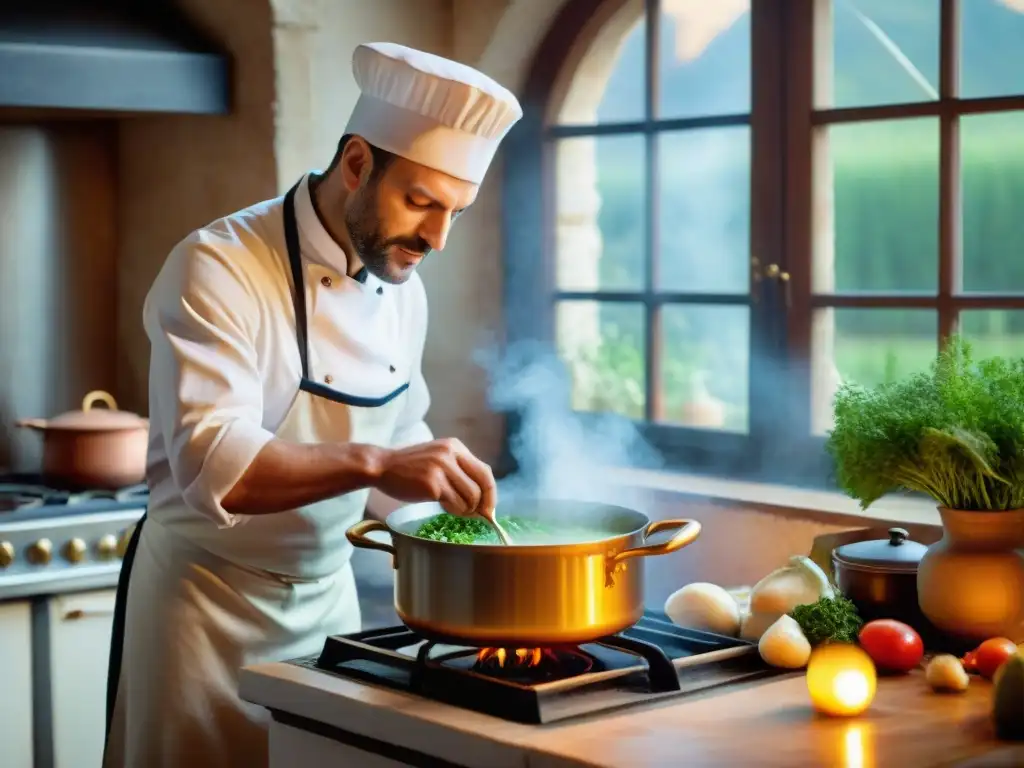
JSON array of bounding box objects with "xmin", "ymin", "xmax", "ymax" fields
[{"xmin": 826, "ymin": 335, "xmax": 1024, "ymax": 644}]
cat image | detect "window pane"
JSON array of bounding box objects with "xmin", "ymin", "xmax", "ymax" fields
[
  {"xmin": 657, "ymin": 0, "xmax": 750, "ymax": 119},
  {"xmin": 659, "ymin": 304, "xmax": 749, "ymax": 433},
  {"xmin": 960, "ymin": 0, "xmax": 1024, "ymax": 99},
  {"xmin": 959, "ymin": 310, "xmax": 1024, "ymax": 360},
  {"xmin": 815, "ymin": 119, "xmax": 938, "ymax": 294},
  {"xmin": 556, "ymin": 301, "xmax": 646, "ymax": 420},
  {"xmin": 811, "ymin": 308, "xmax": 938, "ymax": 434},
  {"xmin": 823, "ymin": 0, "xmax": 939, "ymax": 109},
  {"xmin": 961, "ymin": 112, "xmax": 1024, "ymax": 294},
  {"xmin": 555, "ymin": 135, "xmax": 645, "ymax": 292},
  {"xmin": 658, "ymin": 127, "xmax": 750, "ymax": 293},
  {"xmin": 556, "ymin": 0, "xmax": 645, "ymax": 125}
]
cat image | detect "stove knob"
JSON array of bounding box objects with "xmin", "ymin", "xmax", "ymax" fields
[
  {"xmin": 27, "ymin": 538, "xmax": 53, "ymax": 566},
  {"xmin": 0, "ymin": 541, "xmax": 14, "ymax": 568},
  {"xmin": 63, "ymin": 538, "xmax": 87, "ymax": 564},
  {"xmin": 115, "ymin": 526, "xmax": 135, "ymax": 559},
  {"xmin": 96, "ymin": 534, "xmax": 119, "ymax": 561}
]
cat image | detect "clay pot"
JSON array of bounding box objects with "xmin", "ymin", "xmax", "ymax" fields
[
  {"xmin": 917, "ymin": 507, "xmax": 1024, "ymax": 645},
  {"xmin": 16, "ymin": 390, "xmax": 149, "ymax": 490}
]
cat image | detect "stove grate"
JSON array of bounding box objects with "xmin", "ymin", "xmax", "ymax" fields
[{"xmin": 306, "ymin": 611, "xmax": 790, "ymax": 724}]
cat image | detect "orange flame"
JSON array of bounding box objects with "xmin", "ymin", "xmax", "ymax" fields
[{"xmin": 476, "ymin": 647, "xmax": 544, "ymax": 667}]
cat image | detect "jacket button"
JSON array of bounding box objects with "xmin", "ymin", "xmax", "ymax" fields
[
  {"xmin": 376, "ymin": 286, "xmax": 383, "ymax": 295},
  {"xmin": 389, "ymin": 365, "xmax": 396, "ymax": 373},
  {"xmin": 321, "ymin": 276, "xmax": 332, "ymax": 287},
  {"xmin": 324, "ymin": 374, "xmax": 334, "ymax": 384}
]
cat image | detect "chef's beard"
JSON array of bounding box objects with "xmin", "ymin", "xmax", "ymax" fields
[{"xmin": 345, "ymin": 186, "xmax": 431, "ymax": 285}]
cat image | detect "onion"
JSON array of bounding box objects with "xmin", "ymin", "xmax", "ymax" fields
[
  {"xmin": 748, "ymin": 556, "xmax": 834, "ymax": 616},
  {"xmin": 664, "ymin": 582, "xmax": 741, "ymax": 637}
]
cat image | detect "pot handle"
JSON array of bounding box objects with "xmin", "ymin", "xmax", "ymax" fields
[
  {"xmin": 83, "ymin": 390, "xmax": 118, "ymax": 411},
  {"xmin": 610, "ymin": 519, "xmax": 702, "ymax": 565},
  {"xmin": 346, "ymin": 519, "xmax": 396, "ymax": 557}
]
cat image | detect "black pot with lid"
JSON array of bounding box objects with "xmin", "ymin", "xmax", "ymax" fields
[{"xmin": 832, "ymin": 527, "xmax": 931, "ymax": 630}]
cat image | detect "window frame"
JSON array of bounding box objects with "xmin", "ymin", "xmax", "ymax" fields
[
  {"xmin": 783, "ymin": 0, "xmax": 1024, "ymax": 469},
  {"xmin": 499, "ymin": 0, "xmax": 1024, "ymax": 488}
]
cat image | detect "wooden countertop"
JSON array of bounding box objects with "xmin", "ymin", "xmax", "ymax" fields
[
  {"xmin": 240, "ymin": 656, "xmax": 1021, "ymax": 767},
  {"xmin": 526, "ymin": 670, "xmax": 1006, "ymax": 767}
]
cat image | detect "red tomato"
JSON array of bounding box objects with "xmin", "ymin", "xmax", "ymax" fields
[
  {"xmin": 961, "ymin": 650, "xmax": 978, "ymax": 673},
  {"xmin": 973, "ymin": 638, "xmax": 1017, "ymax": 680},
  {"xmin": 857, "ymin": 619, "xmax": 924, "ymax": 673}
]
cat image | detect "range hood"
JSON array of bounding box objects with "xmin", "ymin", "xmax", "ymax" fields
[{"xmin": 0, "ymin": 0, "xmax": 230, "ymax": 114}]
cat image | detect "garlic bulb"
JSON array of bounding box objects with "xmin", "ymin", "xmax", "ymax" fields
[
  {"xmin": 664, "ymin": 583, "xmax": 741, "ymax": 636},
  {"xmin": 749, "ymin": 556, "xmax": 834, "ymax": 616},
  {"xmin": 740, "ymin": 610, "xmax": 784, "ymax": 642},
  {"xmin": 758, "ymin": 614, "xmax": 812, "ymax": 669},
  {"xmin": 926, "ymin": 654, "xmax": 970, "ymax": 693}
]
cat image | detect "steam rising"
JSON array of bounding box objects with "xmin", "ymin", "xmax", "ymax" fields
[{"xmin": 474, "ymin": 341, "xmax": 664, "ymax": 510}]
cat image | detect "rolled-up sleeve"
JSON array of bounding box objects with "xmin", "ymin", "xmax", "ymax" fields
[{"xmin": 145, "ymin": 233, "xmax": 275, "ymax": 527}]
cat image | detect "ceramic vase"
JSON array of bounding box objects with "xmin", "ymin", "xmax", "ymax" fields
[{"xmin": 917, "ymin": 507, "xmax": 1024, "ymax": 644}]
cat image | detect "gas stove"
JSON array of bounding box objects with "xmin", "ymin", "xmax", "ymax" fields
[
  {"xmin": 0, "ymin": 473, "xmax": 146, "ymax": 599},
  {"xmin": 0, "ymin": 474, "xmax": 147, "ymax": 512},
  {"xmin": 299, "ymin": 611, "xmax": 785, "ymax": 724}
]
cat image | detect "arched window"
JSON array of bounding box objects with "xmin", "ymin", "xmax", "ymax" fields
[{"xmin": 502, "ymin": 0, "xmax": 1024, "ymax": 488}]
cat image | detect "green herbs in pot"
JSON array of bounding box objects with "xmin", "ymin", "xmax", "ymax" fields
[
  {"xmin": 413, "ymin": 514, "xmax": 549, "ymax": 544},
  {"xmin": 826, "ymin": 335, "xmax": 1024, "ymax": 512},
  {"xmin": 790, "ymin": 595, "xmax": 863, "ymax": 646}
]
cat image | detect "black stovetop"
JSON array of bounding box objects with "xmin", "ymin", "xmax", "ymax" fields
[{"xmin": 298, "ymin": 610, "xmax": 790, "ymax": 724}]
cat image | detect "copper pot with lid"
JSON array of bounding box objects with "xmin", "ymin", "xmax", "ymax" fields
[
  {"xmin": 832, "ymin": 527, "xmax": 930, "ymax": 629},
  {"xmin": 16, "ymin": 390, "xmax": 149, "ymax": 490}
]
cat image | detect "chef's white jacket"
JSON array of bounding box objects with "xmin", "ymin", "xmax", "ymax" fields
[{"xmin": 141, "ymin": 174, "xmax": 433, "ymax": 528}]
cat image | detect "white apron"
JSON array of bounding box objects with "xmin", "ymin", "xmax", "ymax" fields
[{"xmin": 103, "ymin": 180, "xmax": 410, "ymax": 768}]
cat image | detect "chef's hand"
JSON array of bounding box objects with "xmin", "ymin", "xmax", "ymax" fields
[{"xmin": 374, "ymin": 438, "xmax": 497, "ymax": 517}]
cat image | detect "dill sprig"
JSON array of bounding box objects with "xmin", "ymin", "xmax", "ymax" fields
[{"xmin": 826, "ymin": 335, "xmax": 1024, "ymax": 512}]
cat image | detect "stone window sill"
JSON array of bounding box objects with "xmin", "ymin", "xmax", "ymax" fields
[{"xmin": 606, "ymin": 467, "xmax": 942, "ymax": 530}]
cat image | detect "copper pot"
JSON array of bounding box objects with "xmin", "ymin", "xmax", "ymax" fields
[
  {"xmin": 832, "ymin": 527, "xmax": 929, "ymax": 629},
  {"xmin": 16, "ymin": 390, "xmax": 149, "ymax": 490},
  {"xmin": 347, "ymin": 499, "xmax": 702, "ymax": 647}
]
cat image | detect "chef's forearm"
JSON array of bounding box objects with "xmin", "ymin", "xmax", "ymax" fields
[{"xmin": 221, "ymin": 438, "xmax": 384, "ymax": 516}]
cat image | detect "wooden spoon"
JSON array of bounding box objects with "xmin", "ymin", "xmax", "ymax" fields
[{"xmin": 480, "ymin": 507, "xmax": 513, "ymax": 545}]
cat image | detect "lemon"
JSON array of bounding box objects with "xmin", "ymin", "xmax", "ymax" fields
[{"xmin": 992, "ymin": 648, "xmax": 1024, "ymax": 740}]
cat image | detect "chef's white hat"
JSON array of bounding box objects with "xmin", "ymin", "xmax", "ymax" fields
[{"xmin": 344, "ymin": 42, "xmax": 523, "ymax": 185}]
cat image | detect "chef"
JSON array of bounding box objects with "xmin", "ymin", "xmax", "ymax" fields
[{"xmin": 103, "ymin": 42, "xmax": 522, "ymax": 768}]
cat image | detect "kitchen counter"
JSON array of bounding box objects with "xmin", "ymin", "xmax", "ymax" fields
[{"xmin": 239, "ymin": 654, "xmax": 1020, "ymax": 767}]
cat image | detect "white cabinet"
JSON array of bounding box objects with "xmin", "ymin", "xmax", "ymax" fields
[
  {"xmin": 270, "ymin": 721, "xmax": 411, "ymax": 767},
  {"xmin": 0, "ymin": 600, "xmax": 34, "ymax": 768},
  {"xmin": 48, "ymin": 589, "xmax": 116, "ymax": 768}
]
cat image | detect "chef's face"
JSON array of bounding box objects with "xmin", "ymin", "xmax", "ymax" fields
[{"xmin": 341, "ymin": 139, "xmax": 478, "ymax": 284}]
